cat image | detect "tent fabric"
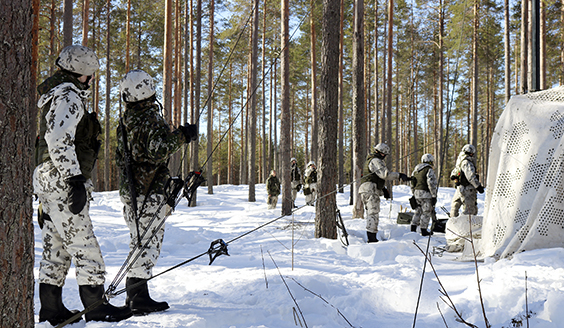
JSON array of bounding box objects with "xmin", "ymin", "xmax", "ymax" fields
[{"xmin": 480, "ymin": 86, "xmax": 564, "ymax": 259}]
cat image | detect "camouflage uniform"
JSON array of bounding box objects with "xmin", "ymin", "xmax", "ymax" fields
[
  {"xmin": 410, "ymin": 163, "xmax": 438, "ymax": 231},
  {"xmin": 33, "ymin": 70, "xmax": 105, "ymax": 287},
  {"xmin": 303, "ymin": 164, "xmax": 317, "ymax": 205},
  {"xmin": 359, "ymin": 153, "xmax": 400, "ymax": 234},
  {"xmin": 116, "ymin": 99, "xmax": 187, "ymax": 279},
  {"xmin": 266, "ymin": 172, "xmax": 280, "ymax": 209},
  {"xmin": 290, "ymin": 160, "xmax": 301, "ymax": 204},
  {"xmin": 450, "ymin": 151, "xmax": 482, "ymax": 217}
]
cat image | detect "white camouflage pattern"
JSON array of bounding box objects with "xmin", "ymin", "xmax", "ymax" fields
[
  {"xmin": 359, "ymin": 156, "xmax": 400, "ymax": 233},
  {"xmin": 410, "ymin": 163, "xmax": 438, "ymax": 230},
  {"xmin": 450, "ymin": 151, "xmax": 480, "ymax": 217},
  {"xmin": 56, "ymin": 45, "xmax": 99, "ymax": 76},
  {"xmin": 303, "ymin": 166, "xmax": 317, "ymax": 205}
]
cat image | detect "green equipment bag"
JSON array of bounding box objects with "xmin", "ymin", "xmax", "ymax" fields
[{"xmin": 397, "ymin": 212, "xmax": 414, "ymax": 225}]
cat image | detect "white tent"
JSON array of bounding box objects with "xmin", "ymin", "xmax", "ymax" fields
[{"xmin": 480, "ymin": 86, "xmax": 564, "ymax": 259}]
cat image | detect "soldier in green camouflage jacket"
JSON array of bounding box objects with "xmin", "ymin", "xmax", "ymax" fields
[
  {"xmin": 266, "ymin": 170, "xmax": 281, "ymax": 209},
  {"xmin": 116, "ymin": 69, "xmax": 198, "ymax": 315},
  {"xmin": 34, "ymin": 45, "xmax": 132, "ymax": 324},
  {"xmin": 410, "ymin": 154, "xmax": 438, "ymax": 236}
]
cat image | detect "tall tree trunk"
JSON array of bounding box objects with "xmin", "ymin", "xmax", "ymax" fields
[
  {"xmin": 248, "ymin": 0, "xmax": 259, "ymax": 202},
  {"xmin": 228, "ymin": 62, "xmax": 233, "ymax": 184},
  {"xmin": 504, "ymin": 0, "xmax": 510, "ymax": 102},
  {"xmin": 310, "ymin": 0, "xmax": 318, "ymax": 163},
  {"xmin": 437, "ymin": 0, "xmax": 444, "ymax": 180},
  {"xmin": 351, "ymin": 0, "xmax": 365, "ymax": 219},
  {"xmin": 207, "ymin": 0, "xmax": 214, "ymax": 194},
  {"xmin": 274, "ymin": 60, "xmax": 278, "ymax": 173},
  {"xmin": 183, "ymin": 0, "xmax": 192, "ymax": 177},
  {"xmin": 261, "ymin": 1, "xmax": 267, "ymax": 183},
  {"xmin": 520, "ymin": 0, "xmax": 528, "ymax": 94},
  {"xmin": 338, "ymin": 0, "xmax": 344, "ymax": 193},
  {"xmin": 280, "ymin": 0, "xmax": 292, "ymax": 215},
  {"xmin": 373, "ymin": 0, "xmax": 379, "ymax": 146},
  {"xmin": 316, "ymin": 0, "xmax": 339, "ymax": 239},
  {"xmin": 190, "ymin": 0, "xmax": 202, "ymax": 206},
  {"xmin": 104, "ymin": 0, "xmax": 111, "ymax": 191},
  {"xmin": 470, "ymin": 0, "xmax": 479, "ymax": 147},
  {"xmin": 63, "ymin": 0, "xmax": 73, "ymax": 46},
  {"xmin": 82, "ymin": 0, "xmax": 90, "ymax": 46},
  {"xmin": 163, "ymin": 0, "xmax": 173, "ymax": 125},
  {"xmin": 0, "ymin": 0, "xmax": 35, "ymax": 325},
  {"xmin": 540, "ymin": 0, "xmax": 546, "ymax": 90},
  {"xmin": 386, "ymin": 0, "xmax": 393, "ymax": 170}
]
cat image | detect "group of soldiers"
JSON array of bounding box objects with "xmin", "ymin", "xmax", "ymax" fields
[
  {"xmin": 34, "ymin": 45, "xmax": 197, "ymax": 325},
  {"xmin": 265, "ymin": 158, "xmax": 318, "ymax": 209},
  {"xmin": 33, "ymin": 44, "xmax": 484, "ymax": 325}
]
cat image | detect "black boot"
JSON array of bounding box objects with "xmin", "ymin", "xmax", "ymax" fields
[
  {"xmin": 38, "ymin": 283, "xmax": 82, "ymax": 325},
  {"xmin": 126, "ymin": 277, "xmax": 169, "ymax": 315},
  {"xmin": 411, "ymin": 225, "xmax": 417, "ymax": 232},
  {"xmin": 367, "ymin": 231, "xmax": 378, "ymax": 243},
  {"xmin": 79, "ymin": 285, "xmax": 132, "ymax": 322},
  {"xmin": 421, "ymin": 229, "xmax": 433, "ymax": 236}
]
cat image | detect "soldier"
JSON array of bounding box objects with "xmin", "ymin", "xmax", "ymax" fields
[
  {"xmin": 410, "ymin": 154, "xmax": 438, "ymax": 236},
  {"xmin": 359, "ymin": 143, "xmax": 409, "ymax": 243},
  {"xmin": 449, "ymin": 144, "xmax": 485, "ymax": 217},
  {"xmin": 290, "ymin": 157, "xmax": 302, "ymax": 207},
  {"xmin": 33, "ymin": 45, "xmax": 132, "ymax": 324},
  {"xmin": 303, "ymin": 161, "xmax": 318, "ymax": 206},
  {"xmin": 116, "ymin": 69, "xmax": 198, "ymax": 315},
  {"xmin": 266, "ymin": 170, "xmax": 281, "ymax": 209}
]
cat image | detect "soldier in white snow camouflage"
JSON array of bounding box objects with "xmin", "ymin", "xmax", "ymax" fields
[
  {"xmin": 34, "ymin": 45, "xmax": 132, "ymax": 324},
  {"xmin": 449, "ymin": 144, "xmax": 485, "ymax": 217},
  {"xmin": 116, "ymin": 69, "xmax": 198, "ymax": 315},
  {"xmin": 410, "ymin": 154, "xmax": 438, "ymax": 236},
  {"xmin": 359, "ymin": 143, "xmax": 409, "ymax": 242},
  {"xmin": 303, "ymin": 161, "xmax": 317, "ymax": 205}
]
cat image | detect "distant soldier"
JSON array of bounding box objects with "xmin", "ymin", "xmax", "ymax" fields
[
  {"xmin": 34, "ymin": 45, "xmax": 132, "ymax": 324},
  {"xmin": 359, "ymin": 143, "xmax": 409, "ymax": 243},
  {"xmin": 449, "ymin": 144, "xmax": 485, "ymax": 217},
  {"xmin": 303, "ymin": 161, "xmax": 318, "ymax": 206},
  {"xmin": 410, "ymin": 154, "xmax": 438, "ymax": 236},
  {"xmin": 266, "ymin": 170, "xmax": 281, "ymax": 209},
  {"xmin": 116, "ymin": 69, "xmax": 198, "ymax": 315},
  {"xmin": 290, "ymin": 157, "xmax": 302, "ymax": 207}
]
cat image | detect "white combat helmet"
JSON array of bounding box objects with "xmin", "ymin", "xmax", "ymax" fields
[
  {"xmin": 374, "ymin": 143, "xmax": 390, "ymax": 155},
  {"xmin": 307, "ymin": 161, "xmax": 316, "ymax": 167},
  {"xmin": 462, "ymin": 144, "xmax": 476, "ymax": 155},
  {"xmin": 56, "ymin": 45, "xmax": 99, "ymax": 76},
  {"xmin": 120, "ymin": 69, "xmax": 156, "ymax": 103},
  {"xmin": 421, "ymin": 153, "xmax": 435, "ymax": 164}
]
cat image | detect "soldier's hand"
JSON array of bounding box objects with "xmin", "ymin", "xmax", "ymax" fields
[
  {"xmin": 431, "ymin": 197, "xmax": 437, "ymax": 206},
  {"xmin": 67, "ymin": 175, "xmax": 87, "ymax": 214},
  {"xmin": 382, "ymin": 187, "xmax": 390, "ymax": 200},
  {"xmin": 297, "ymin": 184, "xmax": 302, "ymax": 192},
  {"xmin": 180, "ymin": 124, "xmax": 198, "ymax": 142},
  {"xmin": 476, "ymin": 185, "xmax": 485, "ymax": 194},
  {"xmin": 399, "ymin": 173, "xmax": 409, "ymax": 182}
]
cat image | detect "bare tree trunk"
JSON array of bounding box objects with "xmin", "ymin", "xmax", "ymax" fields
[
  {"xmin": 351, "ymin": 0, "xmax": 365, "ymax": 219},
  {"xmin": 280, "ymin": 0, "xmax": 292, "ymax": 215},
  {"xmin": 261, "ymin": 1, "xmax": 267, "ymax": 182},
  {"xmin": 248, "ymin": 0, "xmax": 259, "ymax": 202},
  {"xmin": 540, "ymin": 0, "xmax": 546, "ymax": 90},
  {"xmin": 104, "ymin": 0, "xmax": 111, "ymax": 191},
  {"xmin": 82, "ymin": 0, "xmax": 90, "ymax": 46},
  {"xmin": 183, "ymin": 0, "xmax": 192, "ymax": 177},
  {"xmin": 274, "ymin": 60, "xmax": 278, "ymax": 173},
  {"xmin": 338, "ymin": 0, "xmax": 344, "ymax": 193},
  {"xmin": 0, "ymin": 0, "xmax": 35, "ymax": 324},
  {"xmin": 505, "ymin": 0, "xmax": 510, "ymax": 102},
  {"xmin": 437, "ymin": 0, "xmax": 444, "ymax": 180},
  {"xmin": 310, "ymin": 0, "xmax": 318, "ymax": 163},
  {"xmin": 163, "ymin": 0, "xmax": 173, "ymax": 125},
  {"xmin": 228, "ymin": 62, "xmax": 233, "ymax": 184},
  {"xmin": 63, "ymin": 0, "xmax": 73, "ymax": 46},
  {"xmin": 386, "ymin": 0, "xmax": 393, "ymax": 170},
  {"xmin": 470, "ymin": 0, "xmax": 479, "ymax": 147},
  {"xmin": 190, "ymin": 0, "xmax": 202, "ymax": 206},
  {"xmin": 207, "ymin": 0, "xmax": 214, "ymax": 194},
  {"xmin": 373, "ymin": 0, "xmax": 379, "ymax": 146},
  {"xmin": 316, "ymin": 0, "xmax": 339, "ymax": 239},
  {"xmin": 520, "ymin": 0, "xmax": 528, "ymax": 94}
]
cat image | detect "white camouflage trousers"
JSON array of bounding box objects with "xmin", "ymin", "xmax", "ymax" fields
[
  {"xmin": 267, "ymin": 195, "xmax": 279, "ymax": 209},
  {"xmin": 121, "ymin": 193, "xmax": 169, "ymax": 279},
  {"xmin": 291, "ymin": 181, "xmax": 300, "ymax": 203},
  {"xmin": 450, "ymin": 185, "xmax": 478, "ymax": 217},
  {"xmin": 305, "ymin": 182, "xmax": 317, "ymax": 205},
  {"xmin": 360, "ymin": 192, "xmax": 381, "ymax": 233},
  {"xmin": 411, "ymin": 198, "xmax": 435, "ymax": 230},
  {"xmin": 33, "ymin": 161, "xmax": 106, "ymax": 287}
]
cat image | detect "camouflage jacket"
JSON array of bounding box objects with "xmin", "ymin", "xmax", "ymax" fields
[
  {"xmin": 35, "ymin": 70, "xmax": 100, "ymax": 180},
  {"xmin": 410, "ymin": 163, "xmax": 438, "ymax": 198},
  {"xmin": 266, "ymin": 175, "xmax": 280, "ymax": 196},
  {"xmin": 116, "ymin": 100, "xmax": 187, "ymax": 197}
]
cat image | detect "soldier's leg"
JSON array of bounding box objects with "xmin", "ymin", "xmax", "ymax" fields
[
  {"xmin": 461, "ymin": 187, "xmax": 478, "ymax": 215},
  {"xmin": 361, "ymin": 192, "xmax": 381, "ymax": 233},
  {"xmin": 411, "ymin": 201, "xmax": 423, "ymax": 228},
  {"xmin": 123, "ymin": 194, "xmax": 167, "ymax": 279},
  {"xmin": 450, "ymin": 187, "xmax": 463, "ymax": 218},
  {"xmin": 39, "ymin": 218, "xmax": 72, "ymax": 287},
  {"xmin": 419, "ymin": 198, "xmax": 434, "ymax": 232}
]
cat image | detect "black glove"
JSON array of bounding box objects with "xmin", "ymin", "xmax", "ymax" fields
[
  {"xmin": 476, "ymin": 185, "xmax": 485, "ymax": 194},
  {"xmin": 431, "ymin": 197, "xmax": 437, "ymax": 206},
  {"xmin": 67, "ymin": 175, "xmax": 87, "ymax": 214},
  {"xmin": 382, "ymin": 187, "xmax": 390, "ymax": 200},
  {"xmin": 297, "ymin": 184, "xmax": 302, "ymax": 192},
  {"xmin": 399, "ymin": 173, "xmax": 409, "ymax": 182},
  {"xmin": 179, "ymin": 124, "xmax": 198, "ymax": 142}
]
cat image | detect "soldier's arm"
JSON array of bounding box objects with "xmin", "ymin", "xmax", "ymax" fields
[
  {"xmin": 462, "ymin": 160, "xmax": 481, "ymax": 188},
  {"xmin": 427, "ymin": 168, "xmax": 438, "ymax": 198},
  {"xmin": 44, "ymin": 88, "xmax": 84, "ymax": 179},
  {"xmin": 370, "ymin": 158, "xmax": 400, "ymax": 181},
  {"xmin": 143, "ymin": 115, "xmax": 185, "ymax": 163}
]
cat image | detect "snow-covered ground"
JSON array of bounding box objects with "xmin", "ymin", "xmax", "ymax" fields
[{"xmin": 33, "ymin": 183, "xmax": 564, "ymax": 328}]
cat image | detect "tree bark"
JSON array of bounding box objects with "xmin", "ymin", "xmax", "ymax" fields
[
  {"xmin": 470, "ymin": 0, "xmax": 479, "ymax": 147},
  {"xmin": 63, "ymin": 0, "xmax": 73, "ymax": 46},
  {"xmin": 190, "ymin": 0, "xmax": 202, "ymax": 206},
  {"xmin": 504, "ymin": 0, "xmax": 510, "ymax": 102},
  {"xmin": 248, "ymin": 0, "xmax": 259, "ymax": 202},
  {"xmin": 82, "ymin": 0, "xmax": 90, "ymax": 46},
  {"xmin": 207, "ymin": 0, "xmax": 214, "ymax": 194},
  {"xmin": 351, "ymin": 0, "xmax": 366, "ymax": 219},
  {"xmin": 520, "ymin": 0, "xmax": 528, "ymax": 94},
  {"xmin": 280, "ymin": 0, "xmax": 292, "ymax": 215},
  {"xmin": 310, "ymin": 0, "xmax": 318, "ymax": 163},
  {"xmin": 316, "ymin": 0, "xmax": 339, "ymax": 239},
  {"xmin": 338, "ymin": 0, "xmax": 344, "ymax": 193},
  {"xmin": 104, "ymin": 0, "xmax": 111, "ymax": 191},
  {"xmin": 0, "ymin": 0, "xmax": 35, "ymax": 325}
]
